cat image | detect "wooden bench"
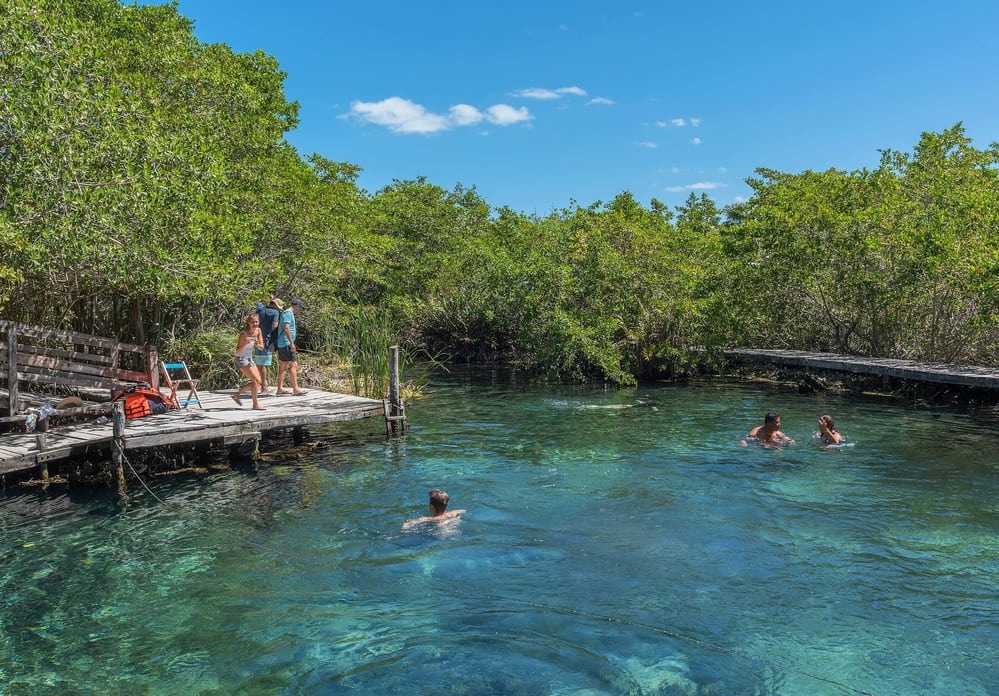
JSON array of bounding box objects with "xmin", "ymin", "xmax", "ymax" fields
[{"xmin": 1, "ymin": 320, "xmax": 158, "ymax": 429}]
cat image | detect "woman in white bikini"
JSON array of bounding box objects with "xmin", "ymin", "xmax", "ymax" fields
[{"xmin": 232, "ymin": 314, "xmax": 265, "ymax": 410}]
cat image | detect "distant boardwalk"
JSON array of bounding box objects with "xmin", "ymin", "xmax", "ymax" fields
[
  {"xmin": 727, "ymin": 349, "xmax": 999, "ymax": 391},
  {"xmin": 0, "ymin": 389, "xmax": 383, "ymax": 478}
]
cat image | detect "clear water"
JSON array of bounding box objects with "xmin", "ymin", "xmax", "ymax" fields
[{"xmin": 1, "ymin": 370, "xmax": 997, "ymax": 695}]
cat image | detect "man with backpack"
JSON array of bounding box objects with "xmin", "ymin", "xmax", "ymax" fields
[
  {"xmin": 275, "ymin": 297, "xmax": 307, "ymax": 396},
  {"xmin": 254, "ymin": 296, "xmax": 283, "ymax": 396}
]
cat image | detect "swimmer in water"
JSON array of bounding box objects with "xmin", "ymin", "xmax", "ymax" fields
[
  {"xmin": 402, "ymin": 489, "xmax": 466, "ymax": 531},
  {"xmin": 815, "ymin": 414, "xmax": 843, "ymax": 445},
  {"xmin": 742, "ymin": 411, "xmax": 795, "ymax": 447}
]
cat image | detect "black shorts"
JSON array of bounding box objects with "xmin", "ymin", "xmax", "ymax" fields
[{"xmin": 278, "ymin": 346, "xmax": 297, "ymax": 363}]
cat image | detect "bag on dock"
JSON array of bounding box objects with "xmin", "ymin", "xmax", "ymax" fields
[{"xmin": 111, "ymin": 385, "xmax": 179, "ymax": 420}]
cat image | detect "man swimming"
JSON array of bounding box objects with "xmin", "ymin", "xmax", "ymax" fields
[
  {"xmin": 402, "ymin": 489, "xmax": 466, "ymax": 531},
  {"xmin": 743, "ymin": 411, "xmax": 795, "ymax": 446}
]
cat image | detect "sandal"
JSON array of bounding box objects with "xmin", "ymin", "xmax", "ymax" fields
[{"xmin": 231, "ymin": 394, "xmax": 243, "ymax": 406}]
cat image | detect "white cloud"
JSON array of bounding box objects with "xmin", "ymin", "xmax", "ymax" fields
[
  {"xmin": 449, "ymin": 104, "xmax": 483, "ymax": 126},
  {"xmin": 510, "ymin": 86, "xmax": 587, "ymax": 100},
  {"xmin": 587, "ymin": 97, "xmax": 614, "ymax": 105},
  {"xmin": 485, "ymin": 104, "xmax": 532, "ymax": 125},
  {"xmin": 665, "ymin": 181, "xmax": 724, "ymax": 192},
  {"xmin": 690, "ymin": 137, "xmax": 702, "ymax": 145},
  {"xmin": 637, "ymin": 141, "xmax": 657, "ymax": 149},
  {"xmin": 510, "ymin": 88, "xmax": 559, "ymax": 100},
  {"xmin": 347, "ymin": 97, "xmax": 448, "ymax": 134},
  {"xmin": 346, "ymin": 97, "xmax": 531, "ymax": 133},
  {"xmin": 655, "ymin": 117, "xmax": 703, "ymax": 127}
]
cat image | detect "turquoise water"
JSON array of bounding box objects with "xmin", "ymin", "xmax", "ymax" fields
[{"xmin": 1, "ymin": 371, "xmax": 997, "ymax": 695}]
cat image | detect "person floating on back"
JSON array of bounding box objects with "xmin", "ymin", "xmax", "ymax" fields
[
  {"xmin": 402, "ymin": 489, "xmax": 466, "ymax": 531},
  {"xmin": 742, "ymin": 411, "xmax": 794, "ymax": 447}
]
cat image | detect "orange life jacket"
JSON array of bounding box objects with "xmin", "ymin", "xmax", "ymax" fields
[{"xmin": 111, "ymin": 385, "xmax": 179, "ymax": 420}]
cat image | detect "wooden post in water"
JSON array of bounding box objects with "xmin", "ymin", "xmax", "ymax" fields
[
  {"xmin": 386, "ymin": 345, "xmax": 407, "ymax": 435},
  {"xmin": 112, "ymin": 399, "xmax": 127, "ymax": 500},
  {"xmin": 5, "ymin": 324, "xmax": 18, "ymax": 418},
  {"xmin": 36, "ymin": 414, "xmax": 49, "ymax": 482}
]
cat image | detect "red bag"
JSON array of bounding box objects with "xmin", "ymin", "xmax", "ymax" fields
[{"xmin": 111, "ymin": 385, "xmax": 179, "ymax": 420}]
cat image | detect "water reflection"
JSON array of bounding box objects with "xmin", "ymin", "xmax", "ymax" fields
[{"xmin": 1, "ymin": 374, "xmax": 997, "ymax": 695}]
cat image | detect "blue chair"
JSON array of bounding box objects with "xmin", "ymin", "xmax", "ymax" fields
[{"xmin": 159, "ymin": 361, "xmax": 203, "ymax": 408}]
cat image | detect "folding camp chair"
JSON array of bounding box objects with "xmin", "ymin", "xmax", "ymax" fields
[{"xmin": 159, "ymin": 360, "xmax": 203, "ymax": 408}]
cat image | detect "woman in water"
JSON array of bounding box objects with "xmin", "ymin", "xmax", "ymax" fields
[{"xmin": 815, "ymin": 415, "xmax": 843, "ymax": 445}]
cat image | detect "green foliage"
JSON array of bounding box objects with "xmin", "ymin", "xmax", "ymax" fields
[
  {"xmin": 721, "ymin": 124, "xmax": 999, "ymax": 364},
  {"xmin": 311, "ymin": 302, "xmax": 397, "ymax": 398},
  {"xmin": 1, "ymin": 0, "xmax": 298, "ymax": 337},
  {"xmin": 1, "ymin": 0, "xmax": 995, "ymax": 386},
  {"xmin": 160, "ymin": 327, "xmax": 238, "ymax": 391}
]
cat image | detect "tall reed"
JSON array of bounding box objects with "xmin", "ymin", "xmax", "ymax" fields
[{"xmin": 304, "ymin": 303, "xmax": 396, "ymax": 398}]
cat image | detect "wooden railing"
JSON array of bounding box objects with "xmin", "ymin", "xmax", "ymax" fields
[{"xmin": 1, "ymin": 320, "xmax": 158, "ymax": 419}]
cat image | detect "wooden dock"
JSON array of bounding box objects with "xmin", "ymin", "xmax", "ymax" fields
[
  {"xmin": 0, "ymin": 389, "xmax": 384, "ymax": 478},
  {"xmin": 727, "ymin": 348, "xmax": 999, "ymax": 390}
]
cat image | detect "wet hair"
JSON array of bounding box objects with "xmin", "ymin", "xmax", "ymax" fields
[
  {"xmin": 764, "ymin": 411, "xmax": 781, "ymax": 425},
  {"xmin": 820, "ymin": 415, "xmax": 836, "ymax": 431},
  {"xmin": 428, "ymin": 489, "xmax": 450, "ymax": 515}
]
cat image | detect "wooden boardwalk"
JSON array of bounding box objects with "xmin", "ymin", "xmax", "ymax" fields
[
  {"xmin": 727, "ymin": 349, "xmax": 999, "ymax": 390},
  {"xmin": 0, "ymin": 389, "xmax": 384, "ymax": 477}
]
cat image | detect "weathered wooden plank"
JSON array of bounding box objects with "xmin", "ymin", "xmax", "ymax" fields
[
  {"xmin": 15, "ymin": 369, "xmax": 147, "ymax": 390},
  {"xmin": 12, "ymin": 344, "xmax": 115, "ymax": 370},
  {"xmin": 15, "ymin": 353, "xmax": 149, "ymax": 381},
  {"xmin": 5, "ymin": 329, "xmax": 16, "ymax": 418},
  {"xmin": 727, "ymin": 349, "xmax": 999, "ymax": 389},
  {"xmin": 1, "ymin": 456, "xmax": 36, "ymax": 475},
  {"xmin": 1, "ymin": 321, "xmax": 157, "ymax": 396},
  {"xmin": 0, "ymin": 320, "xmax": 146, "ymax": 353},
  {"xmin": 0, "ymin": 388, "xmax": 385, "ymax": 478},
  {"xmin": 223, "ymin": 432, "xmax": 261, "ymax": 446},
  {"xmin": 2, "ymin": 344, "xmax": 115, "ymax": 367}
]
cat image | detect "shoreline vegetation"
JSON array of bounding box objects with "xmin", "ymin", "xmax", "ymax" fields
[{"xmin": 2, "ymin": 0, "xmax": 998, "ymax": 400}]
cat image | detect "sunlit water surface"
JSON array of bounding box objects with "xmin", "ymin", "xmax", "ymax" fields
[{"xmin": 1, "ymin": 372, "xmax": 997, "ymax": 695}]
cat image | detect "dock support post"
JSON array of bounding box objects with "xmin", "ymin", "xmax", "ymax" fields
[
  {"xmin": 387, "ymin": 345, "xmax": 407, "ymax": 435},
  {"xmin": 5, "ymin": 324, "xmax": 18, "ymax": 418},
  {"xmin": 112, "ymin": 399, "xmax": 127, "ymax": 501},
  {"xmin": 36, "ymin": 415, "xmax": 49, "ymax": 482}
]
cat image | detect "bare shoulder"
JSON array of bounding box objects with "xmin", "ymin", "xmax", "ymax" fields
[
  {"xmin": 401, "ymin": 510, "xmax": 466, "ymax": 531},
  {"xmin": 401, "ymin": 516, "xmax": 429, "ymax": 531}
]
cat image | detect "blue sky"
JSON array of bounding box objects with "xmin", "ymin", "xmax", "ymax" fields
[{"xmin": 163, "ymin": 0, "xmax": 999, "ymax": 215}]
